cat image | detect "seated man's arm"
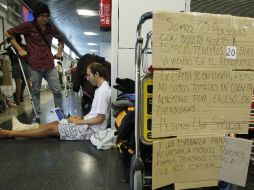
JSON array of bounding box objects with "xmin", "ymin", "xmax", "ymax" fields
[{"xmin": 68, "ymin": 114, "xmax": 105, "ymax": 126}]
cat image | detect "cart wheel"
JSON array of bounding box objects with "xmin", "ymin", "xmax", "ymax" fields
[{"xmin": 134, "ymin": 170, "xmax": 143, "ymax": 190}]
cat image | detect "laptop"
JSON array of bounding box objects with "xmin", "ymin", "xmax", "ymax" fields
[{"xmin": 53, "ymin": 107, "xmax": 68, "ymax": 123}]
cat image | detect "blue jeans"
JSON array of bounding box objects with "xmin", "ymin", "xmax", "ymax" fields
[{"xmin": 30, "ymin": 67, "xmax": 63, "ymax": 115}]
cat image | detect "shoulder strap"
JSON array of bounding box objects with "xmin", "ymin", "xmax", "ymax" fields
[{"xmin": 31, "ymin": 21, "xmax": 51, "ymax": 50}]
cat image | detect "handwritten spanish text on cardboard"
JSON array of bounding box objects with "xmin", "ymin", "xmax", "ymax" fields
[
  {"xmin": 152, "ymin": 136, "xmax": 253, "ymax": 189},
  {"xmin": 152, "ymin": 12, "xmax": 254, "ymax": 69},
  {"xmin": 152, "ymin": 70, "xmax": 253, "ymax": 138},
  {"xmin": 152, "ymin": 136, "xmax": 224, "ymax": 189}
]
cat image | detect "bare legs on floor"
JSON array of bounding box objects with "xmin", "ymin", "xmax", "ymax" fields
[{"xmin": 0, "ymin": 121, "xmax": 60, "ymax": 139}]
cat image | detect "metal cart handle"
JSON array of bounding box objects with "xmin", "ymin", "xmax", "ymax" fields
[{"xmin": 135, "ymin": 12, "xmax": 153, "ymax": 155}]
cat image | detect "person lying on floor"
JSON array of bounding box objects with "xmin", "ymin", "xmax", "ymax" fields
[{"xmin": 0, "ymin": 62, "xmax": 111, "ymax": 140}]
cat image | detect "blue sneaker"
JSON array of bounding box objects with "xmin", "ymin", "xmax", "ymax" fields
[
  {"xmin": 62, "ymin": 113, "xmax": 68, "ymax": 119},
  {"xmin": 32, "ymin": 116, "xmax": 40, "ymax": 124}
]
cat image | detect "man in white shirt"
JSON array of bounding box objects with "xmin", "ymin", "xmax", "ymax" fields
[{"xmin": 0, "ymin": 62, "xmax": 111, "ymax": 140}]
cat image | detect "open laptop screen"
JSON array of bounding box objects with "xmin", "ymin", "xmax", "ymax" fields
[{"xmin": 54, "ymin": 108, "xmax": 64, "ymax": 121}]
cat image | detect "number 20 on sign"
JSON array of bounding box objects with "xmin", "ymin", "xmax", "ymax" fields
[{"xmin": 226, "ymin": 46, "xmax": 237, "ymax": 59}]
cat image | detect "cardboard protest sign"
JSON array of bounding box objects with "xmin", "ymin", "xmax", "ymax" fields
[
  {"xmin": 152, "ymin": 136, "xmax": 252, "ymax": 189},
  {"xmin": 152, "ymin": 12, "xmax": 254, "ymax": 69},
  {"xmin": 152, "ymin": 70, "xmax": 253, "ymax": 138},
  {"xmin": 152, "ymin": 136, "xmax": 224, "ymax": 189}
]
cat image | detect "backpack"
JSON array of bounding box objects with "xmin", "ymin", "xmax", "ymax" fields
[
  {"xmin": 115, "ymin": 107, "xmax": 135, "ymax": 163},
  {"xmin": 115, "ymin": 106, "xmax": 153, "ymax": 166}
]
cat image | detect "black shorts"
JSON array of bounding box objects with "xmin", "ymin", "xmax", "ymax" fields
[{"xmin": 11, "ymin": 62, "xmax": 31, "ymax": 79}]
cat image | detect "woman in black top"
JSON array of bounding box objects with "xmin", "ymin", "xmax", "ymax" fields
[{"xmin": 6, "ymin": 35, "xmax": 32, "ymax": 104}]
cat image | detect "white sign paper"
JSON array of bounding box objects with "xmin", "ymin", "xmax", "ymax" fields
[
  {"xmin": 226, "ymin": 46, "xmax": 237, "ymax": 59},
  {"xmin": 219, "ymin": 137, "xmax": 252, "ymax": 187}
]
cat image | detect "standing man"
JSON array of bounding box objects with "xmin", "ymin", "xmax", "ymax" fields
[{"xmin": 5, "ymin": 2, "xmax": 64, "ymax": 123}]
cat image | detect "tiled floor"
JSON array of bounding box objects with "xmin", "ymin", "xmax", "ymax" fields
[
  {"xmin": 0, "ymin": 90, "xmax": 51, "ymax": 125},
  {"xmin": 0, "ymin": 90, "xmax": 253, "ymax": 190},
  {"xmin": 0, "ymin": 139, "xmax": 130, "ymax": 190}
]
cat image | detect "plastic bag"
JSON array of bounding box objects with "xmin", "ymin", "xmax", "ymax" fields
[{"xmin": 90, "ymin": 128, "xmax": 117, "ymax": 150}]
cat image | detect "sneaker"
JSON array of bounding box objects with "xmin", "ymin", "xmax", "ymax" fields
[
  {"xmin": 12, "ymin": 116, "xmax": 39, "ymax": 131},
  {"xmin": 63, "ymin": 113, "xmax": 69, "ymax": 119},
  {"xmin": 61, "ymin": 110, "xmax": 69, "ymax": 123},
  {"xmin": 32, "ymin": 116, "xmax": 40, "ymax": 124},
  {"xmin": 12, "ymin": 117, "xmax": 39, "ymax": 140}
]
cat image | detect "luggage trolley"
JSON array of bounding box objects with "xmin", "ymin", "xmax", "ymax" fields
[
  {"xmin": 130, "ymin": 12, "xmax": 153, "ymax": 190},
  {"xmin": 140, "ymin": 30, "xmax": 153, "ymax": 145}
]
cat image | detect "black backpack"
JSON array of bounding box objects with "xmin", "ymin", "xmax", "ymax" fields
[{"xmin": 115, "ymin": 107, "xmax": 135, "ymax": 163}]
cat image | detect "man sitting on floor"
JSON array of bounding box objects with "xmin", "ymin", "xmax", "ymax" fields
[{"xmin": 0, "ymin": 62, "xmax": 111, "ymax": 140}]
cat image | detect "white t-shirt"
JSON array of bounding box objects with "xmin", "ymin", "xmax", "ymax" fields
[
  {"xmin": 58, "ymin": 81, "xmax": 111, "ymax": 140},
  {"xmin": 85, "ymin": 81, "xmax": 111, "ymax": 133}
]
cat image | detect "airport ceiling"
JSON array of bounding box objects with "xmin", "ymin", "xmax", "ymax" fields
[
  {"xmin": 23, "ymin": 0, "xmax": 111, "ymax": 57},
  {"xmin": 191, "ymin": 0, "xmax": 254, "ymax": 17}
]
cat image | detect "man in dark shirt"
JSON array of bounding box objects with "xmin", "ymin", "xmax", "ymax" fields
[{"xmin": 5, "ymin": 2, "xmax": 64, "ymax": 122}]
